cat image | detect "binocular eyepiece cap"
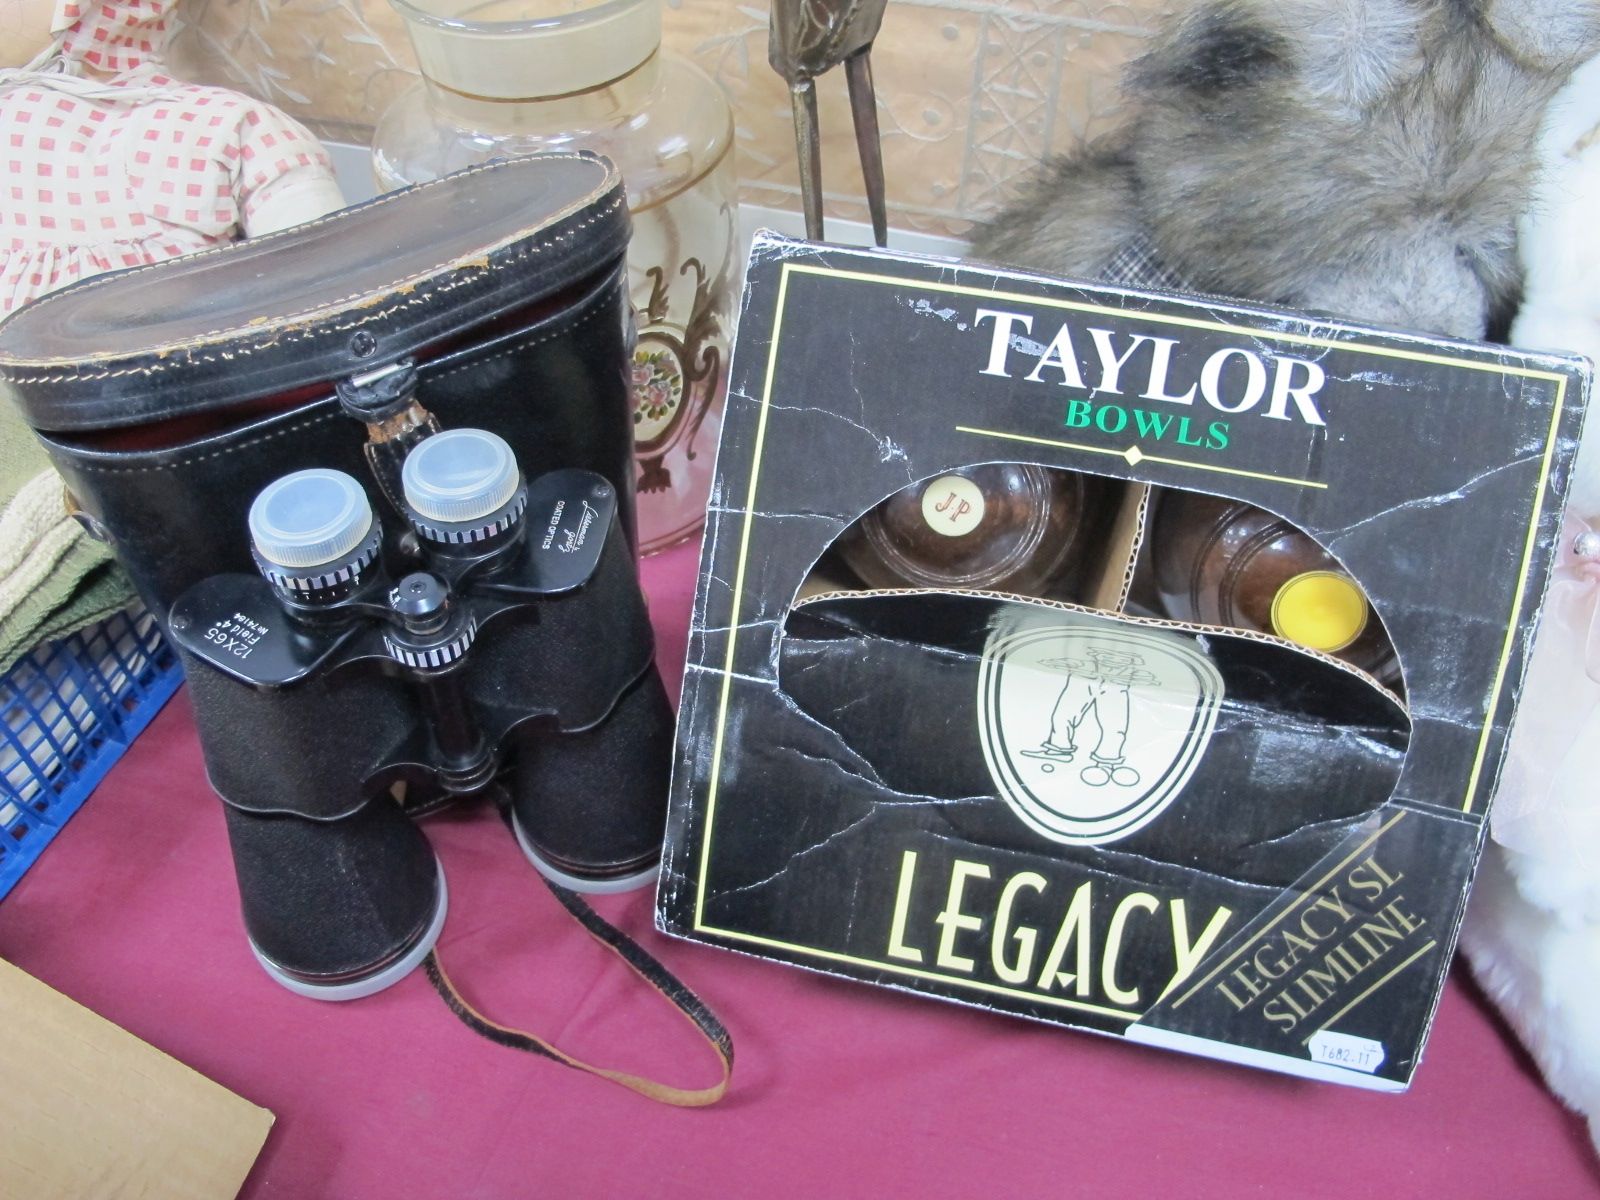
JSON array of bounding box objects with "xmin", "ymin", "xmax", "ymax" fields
[
  {"xmin": 250, "ymin": 469, "xmax": 375, "ymax": 570},
  {"xmin": 402, "ymin": 428, "xmax": 520, "ymax": 525}
]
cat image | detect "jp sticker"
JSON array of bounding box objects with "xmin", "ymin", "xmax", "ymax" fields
[{"xmin": 978, "ymin": 615, "xmax": 1223, "ymax": 845}]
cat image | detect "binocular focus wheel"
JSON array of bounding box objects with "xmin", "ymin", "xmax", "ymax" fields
[
  {"xmin": 511, "ymin": 812, "xmax": 660, "ymax": 895},
  {"xmin": 247, "ymin": 863, "xmax": 450, "ymax": 1002}
]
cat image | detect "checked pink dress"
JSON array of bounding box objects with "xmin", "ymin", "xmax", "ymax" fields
[
  {"xmin": 0, "ymin": 0, "xmax": 342, "ymax": 671},
  {"xmin": 0, "ymin": 0, "xmax": 342, "ymax": 314}
]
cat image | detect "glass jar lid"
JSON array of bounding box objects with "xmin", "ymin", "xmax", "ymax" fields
[{"xmin": 390, "ymin": 0, "xmax": 662, "ymax": 99}]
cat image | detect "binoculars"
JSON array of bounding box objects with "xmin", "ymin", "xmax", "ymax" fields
[
  {"xmin": 0, "ymin": 155, "xmax": 674, "ymax": 1003},
  {"xmin": 169, "ymin": 425, "xmax": 672, "ymax": 998}
]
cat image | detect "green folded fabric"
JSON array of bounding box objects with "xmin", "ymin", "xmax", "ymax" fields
[
  {"xmin": 0, "ymin": 546, "xmax": 132, "ymax": 675},
  {"xmin": 0, "ymin": 398, "xmax": 135, "ymax": 675}
]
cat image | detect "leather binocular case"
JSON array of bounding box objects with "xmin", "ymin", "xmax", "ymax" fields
[{"xmin": 0, "ymin": 154, "xmax": 675, "ymax": 1000}]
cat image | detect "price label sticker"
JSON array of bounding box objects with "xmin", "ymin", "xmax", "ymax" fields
[{"xmin": 1308, "ymin": 1031, "xmax": 1385, "ymax": 1074}]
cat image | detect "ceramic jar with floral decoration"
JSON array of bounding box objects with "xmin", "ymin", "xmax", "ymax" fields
[{"xmin": 374, "ymin": 0, "xmax": 737, "ymax": 553}]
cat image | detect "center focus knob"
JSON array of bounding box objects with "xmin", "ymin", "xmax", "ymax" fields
[{"xmin": 383, "ymin": 571, "xmax": 477, "ymax": 669}]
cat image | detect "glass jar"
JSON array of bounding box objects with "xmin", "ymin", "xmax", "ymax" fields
[{"xmin": 374, "ymin": 0, "xmax": 738, "ymax": 554}]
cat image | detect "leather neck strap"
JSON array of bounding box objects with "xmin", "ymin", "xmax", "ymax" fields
[{"xmin": 423, "ymin": 875, "xmax": 733, "ymax": 1107}]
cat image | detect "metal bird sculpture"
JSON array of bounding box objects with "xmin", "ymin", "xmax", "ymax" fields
[{"xmin": 768, "ymin": 0, "xmax": 890, "ymax": 245}]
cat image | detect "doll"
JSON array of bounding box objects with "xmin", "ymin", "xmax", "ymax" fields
[
  {"xmin": 0, "ymin": 0, "xmax": 344, "ymax": 311},
  {"xmin": 0, "ymin": 0, "xmax": 343, "ymax": 665}
]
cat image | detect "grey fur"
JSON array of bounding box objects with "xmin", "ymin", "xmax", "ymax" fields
[{"xmin": 970, "ymin": 0, "xmax": 1600, "ymax": 340}]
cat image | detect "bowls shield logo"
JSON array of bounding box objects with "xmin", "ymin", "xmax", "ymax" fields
[{"xmin": 978, "ymin": 614, "xmax": 1224, "ymax": 845}]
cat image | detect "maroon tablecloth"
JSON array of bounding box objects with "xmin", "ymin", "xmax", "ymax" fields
[{"xmin": 2, "ymin": 540, "xmax": 1598, "ymax": 1198}]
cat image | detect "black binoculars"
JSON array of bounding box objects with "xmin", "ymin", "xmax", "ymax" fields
[
  {"xmin": 0, "ymin": 154, "xmax": 674, "ymax": 1001},
  {"xmin": 172, "ymin": 428, "xmax": 672, "ymax": 998},
  {"xmin": 167, "ymin": 425, "xmax": 672, "ymax": 999}
]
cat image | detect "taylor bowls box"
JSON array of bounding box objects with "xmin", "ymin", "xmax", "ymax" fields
[{"xmin": 656, "ymin": 234, "xmax": 1591, "ymax": 1090}]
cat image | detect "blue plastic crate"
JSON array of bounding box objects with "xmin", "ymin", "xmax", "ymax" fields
[{"xmin": 0, "ymin": 609, "xmax": 183, "ymax": 901}]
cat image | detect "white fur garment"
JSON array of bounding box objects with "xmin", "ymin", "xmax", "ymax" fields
[{"xmin": 1463, "ymin": 49, "xmax": 1600, "ymax": 1158}]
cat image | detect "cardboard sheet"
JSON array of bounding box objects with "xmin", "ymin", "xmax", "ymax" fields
[{"xmin": 0, "ymin": 956, "xmax": 273, "ymax": 1200}]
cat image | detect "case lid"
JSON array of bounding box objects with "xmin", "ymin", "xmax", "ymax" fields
[{"xmin": 0, "ymin": 152, "xmax": 629, "ymax": 432}]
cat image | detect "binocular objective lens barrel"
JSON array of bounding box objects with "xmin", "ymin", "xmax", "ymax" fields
[
  {"xmin": 248, "ymin": 468, "xmax": 381, "ymax": 602},
  {"xmin": 401, "ymin": 427, "xmax": 528, "ymax": 548}
]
